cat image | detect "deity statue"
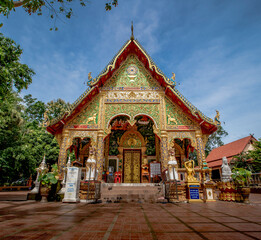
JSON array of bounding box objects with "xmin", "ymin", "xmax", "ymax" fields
[
  {"xmin": 58, "ymin": 156, "xmax": 71, "ymax": 195},
  {"xmin": 171, "ymin": 72, "xmax": 176, "ymax": 81},
  {"xmin": 31, "ymin": 155, "xmax": 48, "ymax": 194},
  {"xmin": 87, "ymin": 72, "xmax": 93, "ymax": 86},
  {"xmin": 214, "ymin": 110, "xmax": 221, "ymax": 125},
  {"xmin": 85, "ymin": 145, "xmax": 97, "ymax": 181},
  {"xmin": 42, "ymin": 111, "xmax": 50, "ymax": 127},
  {"xmin": 221, "ymin": 156, "xmax": 232, "ymax": 182},
  {"xmin": 171, "ymin": 72, "xmax": 176, "ymax": 87},
  {"xmin": 88, "ymin": 72, "xmax": 92, "ymax": 81},
  {"xmin": 184, "ymin": 159, "xmax": 197, "ymax": 183},
  {"xmin": 167, "ymin": 147, "xmax": 179, "ymax": 181}
]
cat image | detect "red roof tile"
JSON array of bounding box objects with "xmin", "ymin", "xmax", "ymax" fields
[{"xmin": 206, "ymin": 136, "xmax": 255, "ymax": 169}]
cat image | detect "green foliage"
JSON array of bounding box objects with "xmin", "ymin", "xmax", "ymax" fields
[
  {"xmin": 231, "ymin": 167, "xmax": 252, "ymax": 187},
  {"xmin": 247, "ymin": 138, "xmax": 261, "ymax": 173},
  {"xmin": 38, "ymin": 164, "xmax": 59, "ymax": 189},
  {"xmin": 1, "ymin": 0, "xmax": 118, "ymax": 29},
  {"xmin": 105, "ymin": 0, "xmax": 118, "ymax": 11},
  {"xmin": 0, "ymin": 34, "xmax": 63, "ymax": 185},
  {"xmin": 205, "ymin": 126, "xmax": 228, "ymax": 157},
  {"xmin": 23, "ymin": 94, "xmax": 46, "ymax": 123},
  {"xmin": 0, "ymin": 92, "xmax": 62, "ymax": 185},
  {"xmin": 46, "ymin": 98, "xmax": 70, "ymax": 120},
  {"xmin": 136, "ymin": 116, "xmax": 155, "ymax": 156},
  {"xmin": 0, "ymin": 34, "xmax": 35, "ymax": 100},
  {"xmin": 230, "ymin": 152, "xmax": 253, "ymax": 172}
]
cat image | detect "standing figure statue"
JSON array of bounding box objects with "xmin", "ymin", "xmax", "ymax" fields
[
  {"xmin": 86, "ymin": 145, "xmax": 97, "ymax": 181},
  {"xmin": 214, "ymin": 110, "xmax": 221, "ymax": 125},
  {"xmin": 42, "ymin": 111, "xmax": 50, "ymax": 127},
  {"xmin": 221, "ymin": 156, "xmax": 232, "ymax": 182},
  {"xmin": 167, "ymin": 147, "xmax": 179, "ymax": 181},
  {"xmin": 184, "ymin": 159, "xmax": 197, "ymax": 183},
  {"xmin": 30, "ymin": 155, "xmax": 48, "ymax": 194},
  {"xmin": 58, "ymin": 156, "xmax": 71, "ymax": 195}
]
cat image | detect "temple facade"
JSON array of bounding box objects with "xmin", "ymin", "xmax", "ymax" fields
[{"xmin": 46, "ymin": 35, "xmax": 218, "ymax": 184}]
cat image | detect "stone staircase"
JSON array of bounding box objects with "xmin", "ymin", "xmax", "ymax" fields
[{"xmin": 101, "ymin": 183, "xmax": 166, "ymax": 203}]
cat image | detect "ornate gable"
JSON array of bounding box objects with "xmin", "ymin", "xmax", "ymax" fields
[
  {"xmin": 47, "ymin": 37, "xmax": 218, "ymax": 135},
  {"xmin": 103, "ymin": 54, "xmax": 161, "ymax": 89}
]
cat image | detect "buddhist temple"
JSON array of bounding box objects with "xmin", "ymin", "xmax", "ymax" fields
[{"xmin": 46, "ymin": 27, "xmax": 219, "ymax": 189}]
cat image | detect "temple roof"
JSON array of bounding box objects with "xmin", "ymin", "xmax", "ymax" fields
[
  {"xmin": 206, "ymin": 135, "xmax": 257, "ymax": 169},
  {"xmin": 47, "ymin": 38, "xmax": 218, "ymax": 135}
]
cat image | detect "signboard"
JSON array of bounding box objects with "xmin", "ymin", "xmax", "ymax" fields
[
  {"xmin": 189, "ymin": 188, "xmax": 199, "ymax": 199},
  {"xmin": 63, "ymin": 167, "xmax": 81, "ymax": 203},
  {"xmin": 206, "ymin": 188, "xmax": 214, "ymax": 200},
  {"xmin": 150, "ymin": 163, "xmax": 161, "ymax": 177}
]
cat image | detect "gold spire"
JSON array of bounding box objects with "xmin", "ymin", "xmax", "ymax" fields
[{"xmin": 130, "ymin": 21, "xmax": 134, "ymax": 40}]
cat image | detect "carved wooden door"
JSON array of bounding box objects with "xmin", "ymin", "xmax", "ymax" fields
[{"xmin": 123, "ymin": 149, "xmax": 141, "ymax": 183}]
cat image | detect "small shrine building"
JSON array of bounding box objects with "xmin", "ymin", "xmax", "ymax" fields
[
  {"xmin": 206, "ymin": 135, "xmax": 257, "ymax": 180},
  {"xmin": 46, "ymin": 31, "xmax": 219, "ymax": 183}
]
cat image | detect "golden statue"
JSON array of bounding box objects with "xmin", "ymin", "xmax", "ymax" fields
[
  {"xmin": 42, "ymin": 111, "xmax": 50, "ymax": 127},
  {"xmin": 170, "ymin": 72, "xmax": 176, "ymax": 87},
  {"xmin": 214, "ymin": 110, "xmax": 221, "ymax": 125},
  {"xmin": 184, "ymin": 160, "xmax": 197, "ymax": 183},
  {"xmin": 171, "ymin": 72, "xmax": 175, "ymax": 81},
  {"xmin": 88, "ymin": 72, "xmax": 92, "ymax": 81}
]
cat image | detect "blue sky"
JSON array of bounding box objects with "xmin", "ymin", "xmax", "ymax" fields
[{"xmin": 2, "ymin": 0, "xmax": 261, "ymax": 143}]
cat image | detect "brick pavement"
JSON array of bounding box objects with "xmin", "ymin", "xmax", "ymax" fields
[{"xmin": 0, "ymin": 195, "xmax": 261, "ymax": 240}]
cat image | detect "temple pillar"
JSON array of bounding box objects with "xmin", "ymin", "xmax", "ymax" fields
[
  {"xmin": 156, "ymin": 137, "xmax": 160, "ymax": 162},
  {"xmin": 96, "ymin": 130, "xmax": 105, "ymax": 181},
  {"xmin": 58, "ymin": 129, "xmax": 70, "ymax": 172},
  {"xmin": 160, "ymin": 131, "xmax": 169, "ymax": 171},
  {"xmin": 195, "ymin": 130, "xmax": 208, "ymax": 169}
]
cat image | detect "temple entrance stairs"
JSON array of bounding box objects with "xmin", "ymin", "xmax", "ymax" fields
[{"xmin": 101, "ymin": 183, "xmax": 167, "ymax": 203}]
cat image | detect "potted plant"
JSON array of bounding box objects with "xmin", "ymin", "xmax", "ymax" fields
[
  {"xmin": 231, "ymin": 168, "xmax": 252, "ymax": 203},
  {"xmin": 38, "ymin": 164, "xmax": 59, "ymax": 202}
]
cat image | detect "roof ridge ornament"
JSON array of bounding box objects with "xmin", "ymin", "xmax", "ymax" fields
[
  {"xmin": 130, "ymin": 21, "xmax": 134, "ymax": 40},
  {"xmin": 87, "ymin": 72, "xmax": 94, "ymax": 86},
  {"xmin": 214, "ymin": 110, "xmax": 221, "ymax": 126}
]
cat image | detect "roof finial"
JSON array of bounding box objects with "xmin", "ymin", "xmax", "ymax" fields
[{"xmin": 131, "ymin": 21, "xmax": 134, "ymax": 40}]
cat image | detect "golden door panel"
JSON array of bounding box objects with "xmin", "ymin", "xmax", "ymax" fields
[
  {"xmin": 132, "ymin": 151, "xmax": 141, "ymax": 183},
  {"xmin": 124, "ymin": 151, "xmax": 132, "ymax": 183},
  {"xmin": 123, "ymin": 150, "xmax": 141, "ymax": 183}
]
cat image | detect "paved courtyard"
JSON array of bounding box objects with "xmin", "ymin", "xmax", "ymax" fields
[{"xmin": 0, "ymin": 195, "xmax": 261, "ymax": 240}]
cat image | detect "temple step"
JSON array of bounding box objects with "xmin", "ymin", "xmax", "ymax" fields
[
  {"xmin": 0, "ymin": 191, "xmax": 29, "ymax": 201},
  {"xmin": 101, "ymin": 183, "xmax": 167, "ymax": 203}
]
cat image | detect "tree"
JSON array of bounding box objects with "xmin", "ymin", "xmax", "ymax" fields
[
  {"xmin": 0, "ymin": 92, "xmax": 65, "ymax": 184},
  {"xmin": 0, "ymin": 0, "xmax": 118, "ymax": 29},
  {"xmin": 205, "ymin": 126, "xmax": 228, "ymax": 157},
  {"xmin": 0, "ymin": 34, "xmax": 35, "ymax": 100},
  {"xmin": 247, "ymin": 138, "xmax": 261, "ymax": 173},
  {"xmin": 0, "ymin": 34, "xmax": 62, "ymax": 185},
  {"xmin": 46, "ymin": 98, "xmax": 70, "ymax": 120},
  {"xmin": 0, "ymin": 92, "xmax": 24, "ymax": 183},
  {"xmin": 23, "ymin": 94, "xmax": 46, "ymax": 124},
  {"xmin": 230, "ymin": 152, "xmax": 253, "ymax": 172}
]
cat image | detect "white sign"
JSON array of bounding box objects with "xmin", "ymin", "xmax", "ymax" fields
[{"xmin": 63, "ymin": 167, "xmax": 81, "ymax": 203}]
